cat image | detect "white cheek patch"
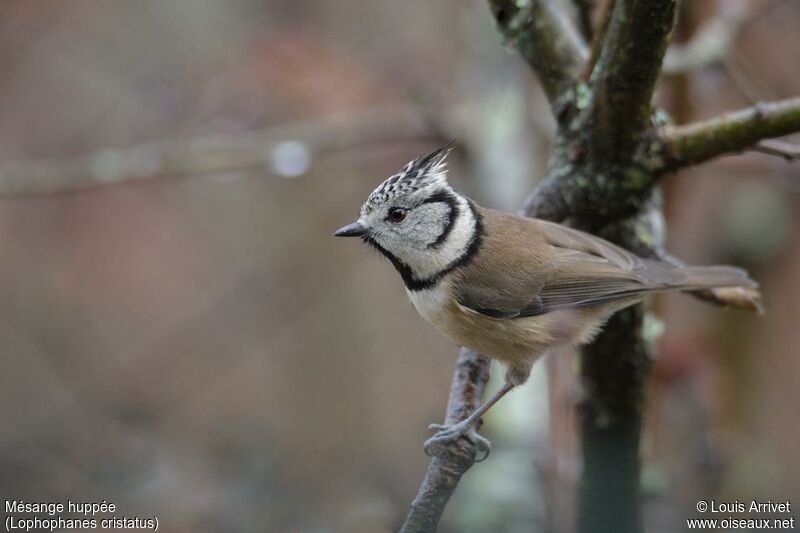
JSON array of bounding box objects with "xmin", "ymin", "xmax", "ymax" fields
[
  {"xmin": 402, "ymin": 204, "xmax": 449, "ymax": 245},
  {"xmin": 396, "ymin": 195, "xmax": 476, "ymax": 280}
]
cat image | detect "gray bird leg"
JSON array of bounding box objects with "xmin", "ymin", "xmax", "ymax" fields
[{"xmin": 423, "ymin": 360, "xmax": 532, "ymax": 461}]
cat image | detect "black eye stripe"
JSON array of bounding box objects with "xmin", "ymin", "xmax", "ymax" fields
[
  {"xmin": 422, "ymin": 189, "xmax": 460, "ymax": 249},
  {"xmin": 420, "ymin": 189, "xmax": 457, "ymax": 206}
]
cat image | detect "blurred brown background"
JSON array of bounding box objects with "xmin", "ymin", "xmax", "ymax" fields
[{"xmin": 0, "ymin": 1, "xmax": 798, "ymax": 532}]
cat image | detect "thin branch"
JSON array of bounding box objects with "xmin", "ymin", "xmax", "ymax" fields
[
  {"xmin": 579, "ymin": 0, "xmax": 616, "ymax": 81},
  {"xmin": 686, "ymin": 287, "xmax": 765, "ymax": 313},
  {"xmin": 661, "ymin": 0, "xmax": 791, "ymax": 77},
  {"xmin": 399, "ymin": 348, "xmax": 491, "ymax": 533},
  {"xmin": 661, "ymin": 97, "xmax": 800, "ymax": 170},
  {"xmin": 572, "ymin": 0, "xmax": 595, "ymax": 41},
  {"xmin": 723, "ymin": 50, "xmax": 780, "ymax": 104},
  {"xmin": 488, "ymin": 0, "xmax": 587, "ymax": 108},
  {"xmin": 751, "ymin": 139, "xmax": 800, "ymax": 162},
  {"xmin": 0, "ymin": 106, "xmax": 444, "ymax": 197},
  {"xmin": 661, "ymin": 0, "xmax": 750, "ymax": 75},
  {"xmin": 587, "ymin": 0, "xmax": 677, "ymax": 162}
]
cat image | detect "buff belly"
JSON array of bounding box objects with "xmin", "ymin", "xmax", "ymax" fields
[{"xmin": 407, "ymin": 285, "xmax": 632, "ymax": 365}]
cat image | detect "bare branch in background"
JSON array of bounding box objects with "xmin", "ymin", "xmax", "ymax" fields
[
  {"xmin": 572, "ymin": 0, "xmax": 595, "ymax": 41},
  {"xmin": 0, "ymin": 107, "xmax": 446, "ymax": 197},
  {"xmin": 662, "ymin": 0, "xmax": 793, "ymax": 77},
  {"xmin": 724, "ymin": 49, "xmax": 781, "ymax": 104},
  {"xmin": 579, "ymin": 0, "xmax": 615, "ymax": 81},
  {"xmin": 662, "ymin": 0, "xmax": 750, "ymax": 75},
  {"xmin": 661, "ymin": 97, "xmax": 800, "ymax": 170},
  {"xmin": 721, "ymin": 11, "xmax": 795, "ymax": 112},
  {"xmin": 487, "ymin": 0, "xmax": 587, "ymax": 109},
  {"xmin": 399, "ymin": 349, "xmax": 491, "ymax": 533},
  {"xmin": 751, "ymin": 139, "xmax": 800, "ymax": 162}
]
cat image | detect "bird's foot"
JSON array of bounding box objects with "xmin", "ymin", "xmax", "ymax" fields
[{"xmin": 423, "ymin": 419, "xmax": 491, "ymax": 462}]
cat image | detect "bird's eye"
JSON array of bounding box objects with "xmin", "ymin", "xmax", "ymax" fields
[{"xmin": 388, "ymin": 207, "xmax": 408, "ymax": 223}]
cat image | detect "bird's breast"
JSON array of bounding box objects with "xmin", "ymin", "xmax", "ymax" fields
[
  {"xmin": 405, "ymin": 282, "xmax": 538, "ymax": 362},
  {"xmin": 406, "ymin": 285, "xmax": 450, "ymax": 324},
  {"xmin": 405, "ymin": 279, "xmax": 612, "ymax": 364}
]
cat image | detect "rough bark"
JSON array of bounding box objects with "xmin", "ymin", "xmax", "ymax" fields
[
  {"xmin": 577, "ymin": 307, "xmax": 649, "ymax": 533},
  {"xmin": 586, "ymin": 0, "xmax": 677, "ymax": 164}
]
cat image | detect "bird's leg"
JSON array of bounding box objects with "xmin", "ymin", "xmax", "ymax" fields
[
  {"xmin": 424, "ymin": 360, "xmax": 532, "ymax": 461},
  {"xmin": 424, "ymin": 382, "xmax": 513, "ymax": 460}
]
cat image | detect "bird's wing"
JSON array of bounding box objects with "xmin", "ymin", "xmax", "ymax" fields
[
  {"xmin": 526, "ymin": 219, "xmax": 679, "ymax": 315},
  {"xmin": 454, "ymin": 212, "xmax": 678, "ymax": 318},
  {"xmin": 453, "ymin": 269, "xmax": 548, "ymax": 319}
]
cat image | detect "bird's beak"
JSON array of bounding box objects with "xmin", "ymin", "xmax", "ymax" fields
[{"xmin": 333, "ymin": 221, "xmax": 367, "ymax": 237}]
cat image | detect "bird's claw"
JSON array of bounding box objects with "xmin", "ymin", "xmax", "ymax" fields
[{"xmin": 423, "ymin": 420, "xmax": 491, "ymax": 462}]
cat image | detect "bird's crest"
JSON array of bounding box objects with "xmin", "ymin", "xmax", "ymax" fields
[{"xmin": 361, "ymin": 142, "xmax": 455, "ymax": 216}]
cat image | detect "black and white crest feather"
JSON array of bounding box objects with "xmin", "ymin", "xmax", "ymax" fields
[{"xmin": 360, "ymin": 143, "xmax": 455, "ymax": 217}]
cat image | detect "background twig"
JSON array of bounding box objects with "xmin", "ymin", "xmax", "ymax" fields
[
  {"xmin": 0, "ymin": 106, "xmax": 445, "ymax": 197},
  {"xmin": 572, "ymin": 0, "xmax": 596, "ymax": 41},
  {"xmin": 579, "ymin": 0, "xmax": 616, "ymax": 81},
  {"xmin": 751, "ymin": 139, "xmax": 800, "ymax": 161},
  {"xmin": 661, "ymin": 0, "xmax": 750, "ymax": 75}
]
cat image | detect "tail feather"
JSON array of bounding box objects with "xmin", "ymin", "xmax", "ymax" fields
[
  {"xmin": 676, "ymin": 265, "xmax": 757, "ymax": 290},
  {"xmin": 671, "ymin": 265, "xmax": 763, "ymax": 313}
]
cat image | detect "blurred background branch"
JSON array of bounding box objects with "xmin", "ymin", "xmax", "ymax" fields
[
  {"xmin": 0, "ymin": 106, "xmax": 448, "ymax": 196},
  {"xmin": 752, "ymin": 139, "xmax": 800, "ymax": 162},
  {"xmin": 571, "ymin": 0, "xmax": 595, "ymax": 42},
  {"xmin": 661, "ymin": 0, "xmax": 749, "ymax": 75}
]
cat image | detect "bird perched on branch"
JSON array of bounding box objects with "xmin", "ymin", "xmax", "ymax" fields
[{"xmin": 334, "ymin": 143, "xmax": 761, "ymax": 457}]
